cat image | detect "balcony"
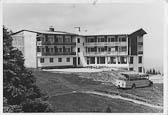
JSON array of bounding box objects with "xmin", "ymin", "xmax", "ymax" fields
[
  {"xmin": 84, "ymin": 51, "xmax": 127, "ymax": 56},
  {"xmin": 42, "ymin": 41, "xmax": 76, "ymax": 45},
  {"xmin": 37, "ymin": 41, "xmax": 42, "ymax": 46},
  {"xmin": 84, "ymin": 42, "xmax": 127, "ymax": 47},
  {"xmin": 38, "ymin": 52, "xmax": 76, "ymax": 56},
  {"xmin": 138, "ymin": 42, "xmax": 143, "ymax": 46},
  {"xmin": 138, "ymin": 51, "xmax": 143, "ymax": 55}
]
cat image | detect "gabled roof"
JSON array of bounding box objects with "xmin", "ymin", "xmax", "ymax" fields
[
  {"xmin": 80, "ymin": 28, "xmax": 147, "ymax": 37},
  {"xmin": 11, "ymin": 29, "xmax": 78, "ymax": 36},
  {"xmin": 11, "ymin": 28, "xmax": 147, "ymax": 37},
  {"xmin": 129, "ymin": 28, "xmax": 147, "ymax": 36}
]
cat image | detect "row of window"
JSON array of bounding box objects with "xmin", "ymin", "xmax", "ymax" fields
[
  {"xmin": 129, "ymin": 56, "xmax": 142, "ymax": 64},
  {"xmin": 37, "ymin": 35, "xmax": 72, "ymax": 43},
  {"xmin": 86, "ymin": 46, "xmax": 127, "ymax": 52},
  {"xmin": 86, "ymin": 36, "xmax": 126, "ymax": 43},
  {"xmin": 129, "ymin": 67, "xmax": 143, "ymax": 72},
  {"xmin": 86, "ymin": 56, "xmax": 142, "ymax": 64},
  {"xmin": 40, "ymin": 57, "xmax": 70, "ymax": 63},
  {"xmin": 37, "ymin": 46, "xmax": 72, "ymax": 53}
]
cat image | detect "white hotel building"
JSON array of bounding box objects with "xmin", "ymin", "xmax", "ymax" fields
[{"xmin": 11, "ymin": 27, "xmax": 146, "ymax": 73}]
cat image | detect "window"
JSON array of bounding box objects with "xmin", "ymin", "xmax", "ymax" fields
[
  {"xmin": 65, "ymin": 36, "xmax": 71, "ymax": 43},
  {"xmin": 115, "ymin": 46, "xmax": 118, "ymax": 52},
  {"xmin": 57, "ymin": 35, "xmax": 63, "ymax": 43},
  {"xmin": 78, "ymin": 48, "xmax": 80, "ymax": 52},
  {"xmin": 129, "ymin": 57, "xmax": 133, "ymax": 64},
  {"xmin": 138, "ymin": 42, "xmax": 143, "ymax": 45},
  {"xmin": 58, "ymin": 58, "xmax": 62, "ymax": 62},
  {"xmin": 87, "ymin": 37, "xmax": 95, "ymax": 43},
  {"xmin": 87, "ymin": 57, "xmax": 89, "ymax": 64},
  {"xmin": 107, "ymin": 36, "xmax": 115, "ymax": 42},
  {"xmin": 66, "ymin": 57, "xmax": 70, "ymax": 62},
  {"xmin": 101, "ymin": 38, "xmax": 105, "ymax": 42},
  {"xmin": 50, "ymin": 48, "xmax": 54, "ymax": 53},
  {"xmin": 108, "ymin": 57, "xmax": 116, "ymax": 64},
  {"xmin": 59, "ymin": 48, "xmax": 62, "ymax": 52},
  {"xmin": 40, "ymin": 58, "xmax": 44, "ymax": 63},
  {"xmin": 42, "ymin": 48, "xmax": 44, "ymax": 53},
  {"xmin": 78, "ymin": 57, "xmax": 80, "ymax": 65},
  {"xmin": 129, "ymin": 68, "xmax": 134, "ymax": 71},
  {"xmin": 121, "ymin": 38, "xmax": 126, "ymax": 42},
  {"xmin": 77, "ymin": 38, "xmax": 80, "ymax": 43},
  {"xmin": 54, "ymin": 46, "xmax": 58, "ymax": 53},
  {"xmin": 50, "ymin": 58, "xmax": 53, "ymax": 63},
  {"xmin": 138, "ymin": 67, "xmax": 142, "ymax": 72},
  {"xmin": 90, "ymin": 57, "xmax": 95, "ymax": 64},
  {"xmin": 98, "ymin": 47, "xmax": 105, "ymax": 52},
  {"xmin": 138, "ymin": 56, "xmax": 142, "ymax": 63},
  {"xmin": 118, "ymin": 56, "xmax": 127, "ymax": 64},
  {"xmin": 88, "ymin": 47, "xmax": 96, "ymax": 52},
  {"xmin": 119, "ymin": 37, "xmax": 126, "ymax": 42},
  {"xmin": 37, "ymin": 46, "xmax": 40, "ymax": 52},
  {"xmin": 120, "ymin": 46, "xmax": 127, "ymax": 52},
  {"xmin": 48, "ymin": 35, "xmax": 54, "ymax": 43},
  {"xmin": 67, "ymin": 48, "xmax": 71, "ymax": 52},
  {"xmin": 46, "ymin": 46, "xmax": 49, "ymax": 52},
  {"xmin": 37, "ymin": 37, "xmax": 41, "ymax": 41},
  {"xmin": 97, "ymin": 57, "xmax": 105, "ymax": 64}
]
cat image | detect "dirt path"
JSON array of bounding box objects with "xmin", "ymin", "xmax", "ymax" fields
[{"xmin": 80, "ymin": 91, "xmax": 163, "ymax": 110}]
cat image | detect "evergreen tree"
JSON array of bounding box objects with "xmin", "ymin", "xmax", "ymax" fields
[
  {"xmin": 152, "ymin": 69, "xmax": 156, "ymax": 75},
  {"xmin": 149, "ymin": 69, "xmax": 152, "ymax": 74},
  {"xmin": 3, "ymin": 26, "xmax": 53, "ymax": 112}
]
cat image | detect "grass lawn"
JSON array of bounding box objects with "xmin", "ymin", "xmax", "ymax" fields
[
  {"xmin": 49, "ymin": 92, "xmax": 162, "ymax": 112},
  {"xmin": 32, "ymin": 69, "xmax": 163, "ymax": 112}
]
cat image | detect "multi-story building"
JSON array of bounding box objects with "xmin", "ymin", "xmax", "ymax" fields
[{"xmin": 11, "ymin": 27, "xmax": 146, "ymax": 73}]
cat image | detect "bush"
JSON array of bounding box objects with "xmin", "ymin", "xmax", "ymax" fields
[
  {"xmin": 105, "ymin": 106, "xmax": 112, "ymax": 113},
  {"xmin": 22, "ymin": 98, "xmax": 53, "ymax": 112}
]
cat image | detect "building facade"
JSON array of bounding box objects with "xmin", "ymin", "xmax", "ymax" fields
[{"xmin": 12, "ymin": 27, "xmax": 146, "ymax": 73}]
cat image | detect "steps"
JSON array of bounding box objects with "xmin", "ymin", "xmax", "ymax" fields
[{"xmin": 78, "ymin": 52, "xmax": 88, "ymax": 67}]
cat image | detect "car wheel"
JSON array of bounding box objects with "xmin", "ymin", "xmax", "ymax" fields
[
  {"xmin": 132, "ymin": 84, "xmax": 136, "ymax": 89},
  {"xmin": 149, "ymin": 81, "xmax": 153, "ymax": 87}
]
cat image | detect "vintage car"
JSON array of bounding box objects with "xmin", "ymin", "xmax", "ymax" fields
[{"xmin": 114, "ymin": 72, "xmax": 153, "ymax": 89}]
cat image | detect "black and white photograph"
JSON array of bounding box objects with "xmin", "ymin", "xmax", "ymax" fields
[{"xmin": 1, "ymin": 0, "xmax": 168, "ymax": 113}]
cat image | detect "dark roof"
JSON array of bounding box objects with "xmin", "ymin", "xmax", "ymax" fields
[
  {"xmin": 11, "ymin": 28, "xmax": 147, "ymax": 37},
  {"xmin": 129, "ymin": 28, "xmax": 147, "ymax": 36},
  {"xmin": 11, "ymin": 29, "xmax": 78, "ymax": 36}
]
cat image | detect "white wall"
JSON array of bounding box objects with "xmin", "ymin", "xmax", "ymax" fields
[
  {"xmin": 129, "ymin": 55, "xmax": 143, "ymax": 72},
  {"xmin": 24, "ymin": 31, "xmax": 37, "ymax": 68},
  {"xmin": 12, "ymin": 32, "xmax": 24, "ymax": 55},
  {"xmin": 37, "ymin": 56, "xmax": 75, "ymax": 67},
  {"xmin": 76, "ymin": 36, "xmax": 87, "ymax": 66}
]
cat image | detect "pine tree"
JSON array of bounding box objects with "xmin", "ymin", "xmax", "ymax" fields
[
  {"xmin": 152, "ymin": 69, "xmax": 156, "ymax": 75},
  {"xmin": 3, "ymin": 26, "xmax": 53, "ymax": 112},
  {"xmin": 149, "ymin": 69, "xmax": 152, "ymax": 74}
]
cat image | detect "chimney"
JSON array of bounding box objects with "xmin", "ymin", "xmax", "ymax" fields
[{"xmin": 49, "ymin": 26, "xmax": 54, "ymax": 32}]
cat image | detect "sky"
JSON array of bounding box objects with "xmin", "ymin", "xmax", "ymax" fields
[{"xmin": 3, "ymin": 2, "xmax": 165, "ymax": 71}]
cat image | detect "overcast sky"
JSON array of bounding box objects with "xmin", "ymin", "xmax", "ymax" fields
[{"xmin": 3, "ymin": 2, "xmax": 165, "ymax": 70}]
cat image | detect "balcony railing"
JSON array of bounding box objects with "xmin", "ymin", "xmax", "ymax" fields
[
  {"xmin": 84, "ymin": 42, "xmax": 127, "ymax": 47},
  {"xmin": 84, "ymin": 51, "xmax": 127, "ymax": 56},
  {"xmin": 138, "ymin": 51, "xmax": 143, "ymax": 54},
  {"xmin": 42, "ymin": 41, "xmax": 76, "ymax": 45},
  {"xmin": 37, "ymin": 41, "xmax": 42, "ymax": 46},
  {"xmin": 138, "ymin": 42, "xmax": 143, "ymax": 46},
  {"xmin": 40, "ymin": 52, "xmax": 76, "ymax": 56}
]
